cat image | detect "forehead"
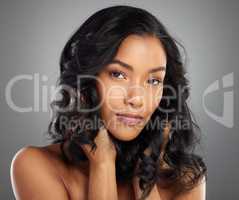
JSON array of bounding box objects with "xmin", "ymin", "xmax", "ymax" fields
[{"xmin": 113, "ymin": 34, "xmax": 167, "ymax": 69}]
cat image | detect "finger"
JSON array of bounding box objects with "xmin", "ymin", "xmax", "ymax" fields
[{"xmin": 79, "ymin": 141, "xmax": 95, "ymax": 156}]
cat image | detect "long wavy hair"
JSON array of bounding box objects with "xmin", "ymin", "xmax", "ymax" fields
[{"xmin": 46, "ymin": 5, "xmax": 207, "ymax": 200}]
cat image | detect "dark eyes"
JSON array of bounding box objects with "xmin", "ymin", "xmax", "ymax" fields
[
  {"xmin": 108, "ymin": 70, "xmax": 163, "ymax": 86},
  {"xmin": 147, "ymin": 78, "xmax": 163, "ymax": 85},
  {"xmin": 109, "ymin": 70, "xmax": 126, "ymax": 79}
]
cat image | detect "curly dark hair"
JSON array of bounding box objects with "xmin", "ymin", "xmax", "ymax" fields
[{"xmin": 45, "ymin": 5, "xmax": 207, "ymax": 200}]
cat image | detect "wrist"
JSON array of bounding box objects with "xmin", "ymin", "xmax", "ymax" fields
[
  {"xmin": 90, "ymin": 160, "xmax": 115, "ymax": 170},
  {"xmin": 133, "ymin": 176, "xmax": 142, "ymax": 197}
]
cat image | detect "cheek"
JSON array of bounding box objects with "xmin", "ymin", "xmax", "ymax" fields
[
  {"xmin": 145, "ymin": 89, "xmax": 163, "ymax": 112},
  {"xmin": 99, "ymin": 85, "xmax": 126, "ymax": 119},
  {"xmin": 107, "ymin": 82, "xmax": 127, "ymax": 104}
]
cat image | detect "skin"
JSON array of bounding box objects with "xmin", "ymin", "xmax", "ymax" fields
[
  {"xmin": 10, "ymin": 35, "xmax": 206, "ymax": 200},
  {"xmin": 96, "ymin": 34, "xmax": 166, "ymax": 141}
]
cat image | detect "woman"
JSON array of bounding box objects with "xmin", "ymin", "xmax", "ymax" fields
[{"xmin": 10, "ymin": 5, "xmax": 207, "ymax": 200}]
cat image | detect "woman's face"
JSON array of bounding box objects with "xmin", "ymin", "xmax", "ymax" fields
[{"xmin": 96, "ymin": 34, "xmax": 167, "ymax": 141}]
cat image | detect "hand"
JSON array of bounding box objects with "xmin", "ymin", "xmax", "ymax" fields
[{"xmin": 79, "ymin": 125, "xmax": 117, "ymax": 165}]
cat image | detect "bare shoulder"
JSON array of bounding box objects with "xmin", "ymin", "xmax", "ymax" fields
[
  {"xmin": 174, "ymin": 176, "xmax": 206, "ymax": 200},
  {"xmin": 10, "ymin": 145, "xmax": 71, "ymax": 200},
  {"xmin": 157, "ymin": 175, "xmax": 206, "ymax": 200},
  {"xmin": 11, "ymin": 144, "xmax": 63, "ymax": 175}
]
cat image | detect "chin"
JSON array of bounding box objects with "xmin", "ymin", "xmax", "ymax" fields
[{"xmin": 107, "ymin": 126, "xmax": 141, "ymax": 141}]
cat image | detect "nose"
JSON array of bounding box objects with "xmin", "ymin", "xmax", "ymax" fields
[{"xmin": 124, "ymin": 85, "xmax": 144, "ymax": 109}]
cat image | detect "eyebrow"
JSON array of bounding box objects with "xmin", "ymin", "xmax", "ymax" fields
[{"xmin": 109, "ymin": 59, "xmax": 166, "ymax": 73}]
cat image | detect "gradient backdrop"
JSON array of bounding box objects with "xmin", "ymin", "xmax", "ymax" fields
[{"xmin": 0, "ymin": 0, "xmax": 238, "ymax": 199}]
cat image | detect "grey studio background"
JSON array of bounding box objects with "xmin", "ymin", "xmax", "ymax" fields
[{"xmin": 0, "ymin": 0, "xmax": 238, "ymax": 199}]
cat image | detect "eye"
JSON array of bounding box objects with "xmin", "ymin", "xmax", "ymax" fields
[
  {"xmin": 108, "ymin": 70, "xmax": 126, "ymax": 79},
  {"xmin": 147, "ymin": 78, "xmax": 163, "ymax": 86}
]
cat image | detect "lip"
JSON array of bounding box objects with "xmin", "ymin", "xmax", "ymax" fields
[
  {"xmin": 116, "ymin": 113, "xmax": 144, "ymax": 126},
  {"xmin": 116, "ymin": 113, "xmax": 143, "ymax": 119}
]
